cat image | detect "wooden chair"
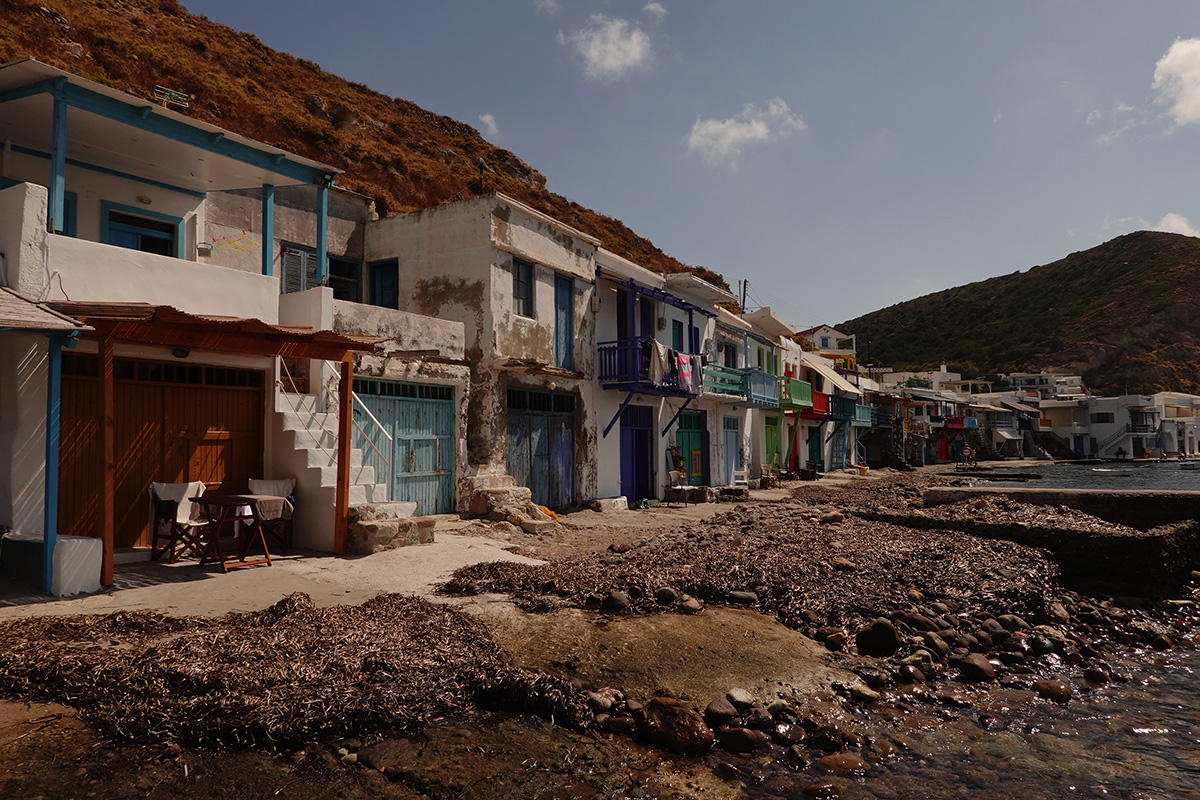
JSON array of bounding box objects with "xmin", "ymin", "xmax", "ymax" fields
[
  {"xmin": 664, "ymin": 470, "xmax": 691, "ymax": 507},
  {"xmin": 149, "ymin": 481, "xmax": 208, "ymax": 562},
  {"xmin": 248, "ymin": 478, "xmax": 296, "ymax": 552}
]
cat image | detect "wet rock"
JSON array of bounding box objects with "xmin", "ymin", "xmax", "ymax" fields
[
  {"xmin": 1033, "ymin": 676, "xmax": 1072, "ymax": 705},
  {"xmin": 1027, "ymin": 634, "xmax": 1056, "ymax": 656},
  {"xmin": 902, "ymin": 612, "xmax": 940, "ymax": 632},
  {"xmin": 818, "ymin": 752, "xmax": 869, "ymax": 774},
  {"xmin": 802, "ymin": 783, "xmax": 840, "ymax": 799},
  {"xmin": 679, "ymin": 595, "xmax": 704, "ymax": 614},
  {"xmin": 851, "ymin": 664, "xmax": 892, "ymax": 688},
  {"xmin": 922, "ymin": 631, "xmax": 950, "ymax": 659},
  {"xmin": 850, "ymin": 685, "xmax": 881, "ymax": 704},
  {"xmin": 820, "ymin": 511, "xmax": 845, "ymax": 524},
  {"xmin": 586, "ymin": 687, "xmax": 622, "ymax": 712},
  {"xmin": 856, "ymin": 617, "xmax": 903, "ymax": 656},
  {"xmin": 810, "ymin": 726, "xmax": 844, "ymax": 753},
  {"xmin": 725, "ymin": 687, "xmax": 756, "ymax": 710},
  {"xmin": 600, "ymin": 715, "xmax": 636, "ymax": 734},
  {"xmin": 704, "ymin": 697, "xmax": 738, "ymax": 729},
  {"xmin": 600, "ymin": 590, "xmax": 631, "ymax": 614},
  {"xmin": 868, "ymin": 736, "xmax": 898, "ymax": 759},
  {"xmin": 958, "ymin": 653, "xmax": 996, "ymax": 682},
  {"xmin": 898, "ymin": 664, "xmax": 926, "ymax": 684},
  {"xmin": 654, "ymin": 586, "xmax": 679, "ymax": 605},
  {"xmin": 771, "ymin": 722, "xmax": 807, "ymax": 746},
  {"xmin": 742, "ymin": 705, "xmax": 775, "ymax": 731},
  {"xmin": 979, "ymin": 618, "xmax": 1009, "ymax": 642},
  {"xmin": 1048, "ymin": 601, "xmax": 1071, "ymax": 622},
  {"xmin": 1083, "ymin": 665, "xmax": 1110, "ymax": 685},
  {"xmin": 715, "ymin": 725, "xmax": 762, "ymax": 755},
  {"xmin": 729, "ymin": 590, "xmax": 759, "ymax": 605},
  {"xmin": 997, "ymin": 614, "xmax": 1031, "ymax": 632},
  {"xmin": 636, "ymin": 698, "xmax": 714, "ymax": 756},
  {"xmin": 864, "ymin": 779, "xmax": 900, "ymax": 799}
]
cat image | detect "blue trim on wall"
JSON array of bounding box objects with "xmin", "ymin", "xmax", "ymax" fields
[
  {"xmin": 49, "ymin": 90, "xmax": 67, "ymax": 233},
  {"xmin": 43, "ymin": 334, "xmax": 64, "ymax": 594},
  {"xmin": 316, "ymin": 183, "xmax": 328, "ymax": 285},
  {"xmin": 262, "ymin": 184, "xmax": 275, "ymax": 276},
  {"xmin": 10, "ymin": 144, "xmax": 208, "ymax": 200},
  {"xmin": 100, "ymin": 200, "xmax": 186, "ymax": 260}
]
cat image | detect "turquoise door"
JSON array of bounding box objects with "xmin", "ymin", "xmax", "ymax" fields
[
  {"xmin": 677, "ymin": 411, "xmax": 706, "ymax": 486},
  {"xmin": 352, "ymin": 379, "xmax": 456, "ymax": 515},
  {"xmin": 722, "ymin": 416, "xmax": 741, "ymax": 485}
]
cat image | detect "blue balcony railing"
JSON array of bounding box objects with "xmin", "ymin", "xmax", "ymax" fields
[
  {"xmin": 597, "ymin": 337, "xmax": 694, "ymax": 396},
  {"xmin": 743, "ymin": 368, "xmax": 780, "ymax": 407},
  {"xmin": 852, "ymin": 404, "xmax": 874, "ymax": 427}
]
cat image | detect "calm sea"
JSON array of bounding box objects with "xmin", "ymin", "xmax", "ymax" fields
[{"xmin": 979, "ymin": 460, "xmax": 1200, "ymax": 492}]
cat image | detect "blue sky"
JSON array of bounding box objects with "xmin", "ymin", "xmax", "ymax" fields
[{"xmin": 183, "ymin": 1, "xmax": 1200, "ymax": 327}]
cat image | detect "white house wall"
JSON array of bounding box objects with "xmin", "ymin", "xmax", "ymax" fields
[{"xmin": 0, "ymin": 333, "xmax": 49, "ymax": 536}]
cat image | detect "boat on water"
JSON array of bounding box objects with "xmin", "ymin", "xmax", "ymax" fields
[
  {"xmin": 1093, "ymin": 467, "xmax": 1133, "ymax": 476},
  {"xmin": 1181, "ymin": 461, "xmax": 1199, "ymax": 470}
]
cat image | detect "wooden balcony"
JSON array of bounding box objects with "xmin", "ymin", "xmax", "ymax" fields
[
  {"xmin": 945, "ymin": 415, "xmax": 979, "ymax": 429},
  {"xmin": 743, "ymin": 368, "xmax": 780, "ymax": 408},
  {"xmin": 828, "ymin": 394, "xmax": 856, "ymax": 421},
  {"xmin": 851, "ymin": 404, "xmax": 874, "ymax": 427},
  {"xmin": 801, "ymin": 389, "xmax": 830, "ymax": 419},
  {"xmin": 779, "ymin": 378, "xmax": 813, "ymax": 412},
  {"xmin": 597, "ymin": 337, "xmax": 695, "ymax": 397},
  {"xmin": 702, "ymin": 363, "xmax": 744, "ymax": 397}
]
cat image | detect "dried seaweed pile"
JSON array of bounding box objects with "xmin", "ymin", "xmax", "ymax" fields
[
  {"xmin": 915, "ymin": 495, "xmax": 1136, "ymax": 534},
  {"xmin": 0, "ymin": 593, "xmax": 588, "ymax": 748},
  {"xmin": 442, "ymin": 503, "xmax": 1062, "ymax": 633}
]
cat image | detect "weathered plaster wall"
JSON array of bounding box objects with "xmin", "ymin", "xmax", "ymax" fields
[
  {"xmin": 332, "ymin": 300, "xmax": 464, "ymax": 361},
  {"xmin": 0, "ymin": 182, "xmax": 46, "ymax": 295},
  {"xmin": 0, "ymin": 333, "xmax": 48, "ymax": 535},
  {"xmin": 202, "ymin": 185, "xmax": 370, "ymax": 279}
]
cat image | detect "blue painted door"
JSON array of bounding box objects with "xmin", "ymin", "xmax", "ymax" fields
[
  {"xmin": 554, "ymin": 274, "xmax": 574, "ymax": 370},
  {"xmin": 507, "ymin": 388, "xmax": 576, "ymax": 509},
  {"xmin": 353, "ymin": 379, "xmax": 455, "ymax": 515},
  {"xmin": 620, "ymin": 405, "xmax": 653, "ymax": 502},
  {"xmin": 722, "ymin": 416, "xmax": 741, "ymax": 485}
]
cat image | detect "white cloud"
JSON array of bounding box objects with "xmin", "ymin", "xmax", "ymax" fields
[
  {"xmin": 558, "ymin": 15, "xmax": 652, "ymax": 81},
  {"xmin": 644, "ymin": 2, "xmax": 667, "ymax": 22},
  {"xmin": 479, "ymin": 113, "xmax": 500, "ymax": 139},
  {"xmin": 1102, "ymin": 214, "xmax": 1150, "ymax": 234},
  {"xmin": 686, "ymin": 98, "xmax": 806, "ymax": 167},
  {"xmin": 535, "ymin": 0, "xmax": 559, "ymax": 14},
  {"xmin": 1153, "ymin": 212, "xmax": 1200, "ymax": 237},
  {"xmin": 1153, "ymin": 37, "xmax": 1200, "ymax": 126},
  {"xmin": 1086, "ymin": 110, "xmax": 1101, "ymax": 126}
]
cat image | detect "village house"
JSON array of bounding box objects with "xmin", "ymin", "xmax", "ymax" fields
[{"xmin": 0, "ymin": 59, "xmax": 465, "ymax": 590}]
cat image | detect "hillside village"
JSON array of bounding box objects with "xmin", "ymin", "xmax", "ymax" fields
[{"xmin": 3, "ymin": 59, "xmax": 1200, "ymax": 596}]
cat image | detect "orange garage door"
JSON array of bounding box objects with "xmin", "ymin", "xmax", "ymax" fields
[{"xmin": 58, "ymin": 354, "xmax": 264, "ymax": 549}]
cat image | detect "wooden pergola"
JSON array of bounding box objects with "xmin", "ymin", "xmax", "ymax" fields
[{"xmin": 46, "ymin": 302, "xmax": 382, "ymax": 584}]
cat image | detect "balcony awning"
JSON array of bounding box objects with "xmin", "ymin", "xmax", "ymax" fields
[
  {"xmin": 1, "ymin": 287, "xmax": 90, "ymax": 333},
  {"xmin": 993, "ymin": 429, "xmax": 1021, "ymax": 441},
  {"xmin": 802, "ymin": 354, "xmax": 862, "ymax": 397}
]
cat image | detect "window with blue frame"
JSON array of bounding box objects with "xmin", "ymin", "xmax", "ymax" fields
[
  {"xmin": 671, "ymin": 319, "xmax": 683, "ymax": 351},
  {"xmin": 369, "ymin": 259, "xmax": 399, "ymax": 309},
  {"xmin": 513, "ymin": 257, "xmax": 534, "ymax": 317},
  {"xmin": 101, "ymin": 202, "xmax": 182, "ymax": 258}
]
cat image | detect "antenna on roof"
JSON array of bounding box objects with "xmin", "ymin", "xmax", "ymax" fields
[{"xmin": 153, "ymin": 85, "xmax": 190, "ymax": 109}]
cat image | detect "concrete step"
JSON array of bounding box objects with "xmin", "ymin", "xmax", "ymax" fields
[
  {"xmin": 346, "ymin": 516, "xmax": 436, "ymax": 555},
  {"xmin": 276, "ymin": 392, "xmax": 322, "ymax": 415},
  {"xmin": 351, "ymin": 501, "xmax": 417, "ymax": 521},
  {"xmin": 349, "ymin": 482, "xmax": 389, "ymax": 505}
]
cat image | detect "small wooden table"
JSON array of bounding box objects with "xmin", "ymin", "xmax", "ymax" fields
[{"xmin": 191, "ymin": 495, "xmax": 273, "ymax": 572}]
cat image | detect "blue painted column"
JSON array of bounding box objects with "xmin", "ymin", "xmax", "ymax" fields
[
  {"xmin": 49, "ymin": 85, "xmax": 67, "ymax": 234},
  {"xmin": 316, "ymin": 181, "xmax": 328, "ymax": 286},
  {"xmin": 42, "ymin": 334, "xmax": 63, "ymax": 593},
  {"xmin": 261, "ymin": 183, "xmax": 275, "ymax": 276}
]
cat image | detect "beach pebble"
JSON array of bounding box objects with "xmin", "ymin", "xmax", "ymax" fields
[
  {"xmin": 704, "ymin": 697, "xmax": 737, "ymax": 728},
  {"xmin": 728, "ymin": 590, "xmax": 759, "ymax": 605},
  {"xmin": 1033, "ymin": 676, "xmax": 1072, "ymax": 704},
  {"xmin": 636, "ymin": 697, "xmax": 714, "ymax": 756},
  {"xmin": 959, "ymin": 653, "xmax": 996, "ymax": 682},
  {"xmin": 818, "ymin": 752, "xmax": 869, "ymax": 774},
  {"xmin": 856, "ymin": 617, "xmax": 903, "ymax": 656},
  {"xmin": 726, "ymin": 688, "xmax": 756, "ymax": 710}
]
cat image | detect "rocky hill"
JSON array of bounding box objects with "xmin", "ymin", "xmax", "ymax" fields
[
  {"xmin": 840, "ymin": 230, "xmax": 1200, "ymax": 395},
  {"xmin": 0, "ymin": 0, "xmax": 728, "ymax": 288}
]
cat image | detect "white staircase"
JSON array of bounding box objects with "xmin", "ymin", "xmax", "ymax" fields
[{"xmin": 273, "ymin": 392, "xmax": 389, "ymax": 550}]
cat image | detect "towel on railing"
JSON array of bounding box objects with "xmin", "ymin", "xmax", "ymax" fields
[
  {"xmin": 650, "ymin": 342, "xmax": 669, "ymax": 385},
  {"xmin": 676, "ymin": 352, "xmax": 692, "ymax": 391}
]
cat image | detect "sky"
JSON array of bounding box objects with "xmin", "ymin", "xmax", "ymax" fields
[{"xmin": 181, "ymin": 0, "xmax": 1200, "ymax": 328}]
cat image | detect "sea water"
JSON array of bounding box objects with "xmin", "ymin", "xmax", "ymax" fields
[{"xmin": 979, "ymin": 460, "xmax": 1200, "ymax": 492}]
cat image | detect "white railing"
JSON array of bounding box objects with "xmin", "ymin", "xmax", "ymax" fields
[{"xmin": 352, "ymin": 392, "xmax": 393, "ymax": 484}]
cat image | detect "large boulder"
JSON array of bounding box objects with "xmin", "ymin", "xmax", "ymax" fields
[{"xmin": 856, "ymin": 617, "xmax": 903, "ymax": 656}]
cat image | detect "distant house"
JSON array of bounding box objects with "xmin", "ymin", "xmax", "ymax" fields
[{"xmin": 796, "ymin": 324, "xmax": 857, "ymax": 371}]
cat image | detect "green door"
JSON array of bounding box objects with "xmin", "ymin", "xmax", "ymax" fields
[
  {"xmin": 677, "ymin": 411, "xmax": 706, "ymax": 486},
  {"xmin": 765, "ymin": 414, "xmax": 781, "ymax": 468},
  {"xmin": 807, "ymin": 421, "xmax": 824, "ymax": 472}
]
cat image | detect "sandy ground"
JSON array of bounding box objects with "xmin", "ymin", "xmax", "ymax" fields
[{"xmin": 0, "ymin": 485, "xmax": 805, "ymax": 620}]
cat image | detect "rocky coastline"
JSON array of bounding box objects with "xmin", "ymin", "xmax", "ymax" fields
[{"xmin": 1, "ymin": 470, "xmax": 1198, "ymax": 799}]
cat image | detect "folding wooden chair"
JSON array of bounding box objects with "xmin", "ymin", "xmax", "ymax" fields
[
  {"xmin": 149, "ymin": 481, "xmax": 207, "ymax": 562},
  {"xmin": 248, "ymin": 478, "xmax": 296, "ymax": 552}
]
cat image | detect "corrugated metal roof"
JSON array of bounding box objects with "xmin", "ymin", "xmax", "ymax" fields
[{"xmin": 0, "ymin": 287, "xmax": 90, "ymax": 332}]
